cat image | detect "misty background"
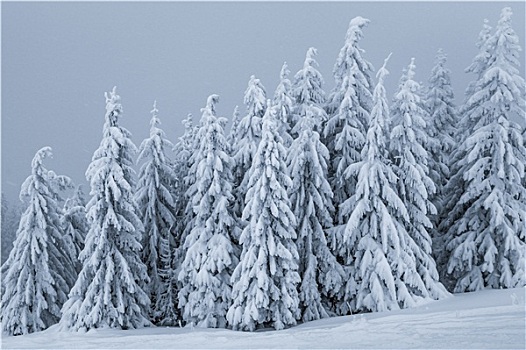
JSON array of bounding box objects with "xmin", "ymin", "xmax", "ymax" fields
[{"xmin": 2, "ymin": 1, "xmax": 525, "ymax": 204}]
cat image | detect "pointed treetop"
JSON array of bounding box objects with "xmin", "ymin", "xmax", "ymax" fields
[
  {"xmin": 104, "ymin": 86, "xmax": 122, "ymax": 126},
  {"xmin": 435, "ymin": 48, "xmax": 447, "ymax": 64},
  {"xmin": 406, "ymin": 58, "xmax": 416, "ymax": 82},
  {"xmin": 31, "ymin": 146, "xmax": 53, "ymax": 173},
  {"xmin": 203, "ymin": 94, "xmax": 220, "ymax": 115},
  {"xmin": 280, "ymin": 62, "xmax": 290, "ymax": 81},
  {"xmin": 499, "ymin": 7, "xmax": 513, "ymax": 24},
  {"xmin": 183, "ymin": 113, "xmax": 193, "ymax": 129},
  {"xmin": 304, "ymin": 47, "xmax": 319, "ymax": 68},
  {"xmin": 377, "ymin": 53, "xmax": 392, "ymax": 84},
  {"xmin": 345, "ymin": 16, "xmax": 370, "ymax": 44},
  {"xmin": 149, "ymin": 101, "xmax": 161, "ymax": 134}
]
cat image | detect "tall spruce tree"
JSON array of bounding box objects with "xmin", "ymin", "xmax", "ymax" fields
[
  {"xmin": 1, "ymin": 147, "xmax": 76, "ymax": 335},
  {"xmin": 389, "ymin": 58, "xmax": 449, "ymax": 300},
  {"xmin": 227, "ymin": 101, "xmax": 300, "ymax": 331},
  {"xmin": 177, "ymin": 95, "xmax": 239, "ymax": 328},
  {"xmin": 232, "ymin": 75, "xmax": 267, "ymax": 222},
  {"xmin": 439, "ymin": 7, "xmax": 526, "ymax": 292},
  {"xmin": 291, "ymin": 48, "xmax": 327, "ymax": 134},
  {"xmin": 287, "ymin": 112, "xmax": 344, "ymax": 321},
  {"xmin": 425, "ymin": 49, "xmax": 458, "ymax": 222},
  {"xmin": 59, "ymin": 87, "xmax": 150, "ymax": 331},
  {"xmin": 135, "ymin": 101, "xmax": 178, "ymax": 323},
  {"xmin": 324, "ymin": 17, "xmax": 374, "ymax": 226},
  {"xmin": 273, "ymin": 62, "xmax": 294, "ymax": 147}
]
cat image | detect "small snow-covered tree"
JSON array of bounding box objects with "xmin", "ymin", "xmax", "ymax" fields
[
  {"xmin": 232, "ymin": 75, "xmax": 267, "ymax": 218},
  {"xmin": 178, "ymin": 95, "xmax": 239, "ymax": 328},
  {"xmin": 389, "ymin": 58, "xmax": 449, "ymax": 301},
  {"xmin": 287, "ymin": 112, "xmax": 344, "ymax": 321},
  {"xmin": 227, "ymin": 101, "xmax": 300, "ymax": 331},
  {"xmin": 324, "ymin": 17, "xmax": 374, "ymax": 226},
  {"xmin": 425, "ymin": 49, "xmax": 458, "ymax": 222},
  {"xmin": 273, "ymin": 62, "xmax": 294, "ymax": 147},
  {"xmin": 135, "ymin": 101, "xmax": 178, "ymax": 323},
  {"xmin": 61, "ymin": 185, "xmax": 88, "ymax": 273},
  {"xmin": 291, "ymin": 48, "xmax": 327, "ymax": 134},
  {"xmin": 439, "ymin": 8, "xmax": 526, "ymax": 292},
  {"xmin": 1, "ymin": 147, "xmax": 76, "ymax": 335},
  {"xmin": 60, "ymin": 87, "xmax": 150, "ymax": 331}
]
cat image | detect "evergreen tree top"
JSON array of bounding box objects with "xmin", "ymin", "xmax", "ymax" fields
[{"xmin": 244, "ymin": 75, "xmax": 267, "ymax": 117}]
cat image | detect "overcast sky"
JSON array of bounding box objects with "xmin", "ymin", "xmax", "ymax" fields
[{"xmin": 2, "ymin": 1, "xmax": 525, "ymax": 204}]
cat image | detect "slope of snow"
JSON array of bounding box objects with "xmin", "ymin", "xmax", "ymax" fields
[{"xmin": 2, "ymin": 287, "xmax": 525, "ymax": 349}]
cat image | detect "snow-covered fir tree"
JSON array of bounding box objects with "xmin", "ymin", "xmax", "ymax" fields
[
  {"xmin": 439, "ymin": 7, "xmax": 526, "ymax": 292},
  {"xmin": 61, "ymin": 185, "xmax": 88, "ymax": 273},
  {"xmin": 178, "ymin": 95, "xmax": 239, "ymax": 328},
  {"xmin": 273, "ymin": 62, "xmax": 294, "ymax": 147},
  {"xmin": 227, "ymin": 101, "xmax": 300, "ymax": 331},
  {"xmin": 1, "ymin": 147, "xmax": 76, "ymax": 335},
  {"xmin": 389, "ymin": 58, "xmax": 449, "ymax": 301},
  {"xmin": 135, "ymin": 101, "xmax": 178, "ymax": 324},
  {"xmin": 232, "ymin": 75, "xmax": 267, "ymax": 219},
  {"xmin": 59, "ymin": 87, "xmax": 150, "ymax": 331},
  {"xmin": 323, "ymin": 17, "xmax": 374, "ymax": 226},
  {"xmin": 291, "ymin": 48, "xmax": 327, "ymax": 134},
  {"xmin": 287, "ymin": 112, "xmax": 344, "ymax": 321},
  {"xmin": 425, "ymin": 49, "xmax": 458, "ymax": 223}
]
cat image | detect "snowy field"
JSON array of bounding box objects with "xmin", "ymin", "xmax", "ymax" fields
[{"xmin": 2, "ymin": 287, "xmax": 524, "ymax": 349}]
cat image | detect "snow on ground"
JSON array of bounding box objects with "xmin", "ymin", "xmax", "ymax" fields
[{"xmin": 2, "ymin": 287, "xmax": 525, "ymax": 349}]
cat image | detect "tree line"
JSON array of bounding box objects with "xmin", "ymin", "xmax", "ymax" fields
[{"xmin": 1, "ymin": 7, "xmax": 524, "ymax": 335}]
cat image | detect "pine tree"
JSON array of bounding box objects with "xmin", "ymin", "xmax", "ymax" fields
[
  {"xmin": 1, "ymin": 147, "xmax": 76, "ymax": 335},
  {"xmin": 273, "ymin": 62, "xmax": 294, "ymax": 147},
  {"xmin": 61, "ymin": 185, "xmax": 88, "ymax": 273},
  {"xmin": 324, "ymin": 17, "xmax": 374, "ymax": 226},
  {"xmin": 291, "ymin": 48, "xmax": 327, "ymax": 134},
  {"xmin": 425, "ymin": 49, "xmax": 458, "ymax": 222},
  {"xmin": 232, "ymin": 75, "xmax": 267, "ymax": 220},
  {"xmin": 439, "ymin": 7, "xmax": 526, "ymax": 292},
  {"xmin": 135, "ymin": 101, "xmax": 178, "ymax": 324},
  {"xmin": 227, "ymin": 101, "xmax": 300, "ymax": 331},
  {"xmin": 287, "ymin": 112, "xmax": 344, "ymax": 321},
  {"xmin": 59, "ymin": 87, "xmax": 150, "ymax": 331},
  {"xmin": 389, "ymin": 58, "xmax": 449, "ymax": 301},
  {"xmin": 178, "ymin": 95, "xmax": 239, "ymax": 328}
]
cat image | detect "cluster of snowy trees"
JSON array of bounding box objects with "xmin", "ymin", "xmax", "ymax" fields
[{"xmin": 1, "ymin": 8, "xmax": 525, "ymax": 335}]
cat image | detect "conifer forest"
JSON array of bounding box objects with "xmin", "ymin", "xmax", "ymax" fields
[{"xmin": 1, "ymin": 5, "xmax": 525, "ymax": 338}]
